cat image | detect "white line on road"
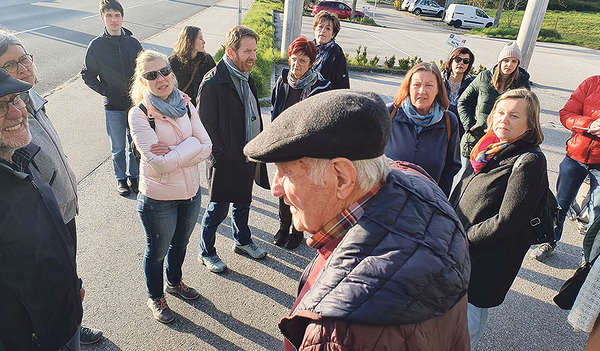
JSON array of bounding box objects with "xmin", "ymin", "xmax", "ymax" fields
[
  {"xmin": 355, "ymin": 27, "xmax": 447, "ymax": 57},
  {"xmin": 81, "ymin": 0, "xmax": 165, "ymax": 19},
  {"xmin": 15, "ymin": 25, "xmax": 50, "ymax": 35}
]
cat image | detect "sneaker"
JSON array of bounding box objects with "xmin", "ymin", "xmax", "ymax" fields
[
  {"xmin": 147, "ymin": 295, "xmax": 174, "ymax": 323},
  {"xmin": 530, "ymin": 243, "xmax": 555, "ymax": 261},
  {"xmin": 129, "ymin": 177, "xmax": 139, "ymax": 194},
  {"xmin": 285, "ymin": 232, "xmax": 303, "ymax": 250},
  {"xmin": 80, "ymin": 326, "xmax": 103, "ymax": 345},
  {"xmin": 165, "ymin": 280, "xmax": 199, "ymax": 300},
  {"xmin": 117, "ymin": 180, "xmax": 130, "ymax": 197},
  {"xmin": 199, "ymin": 254, "xmax": 227, "ymax": 273},
  {"xmin": 273, "ymin": 229, "xmax": 289, "ymax": 247},
  {"xmin": 234, "ymin": 242, "xmax": 267, "ymax": 259}
]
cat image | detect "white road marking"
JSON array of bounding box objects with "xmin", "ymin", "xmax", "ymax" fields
[{"xmin": 15, "ymin": 25, "xmax": 50, "ymax": 35}]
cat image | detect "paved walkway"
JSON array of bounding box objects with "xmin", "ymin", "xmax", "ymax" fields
[{"xmin": 42, "ymin": 1, "xmax": 598, "ymax": 349}]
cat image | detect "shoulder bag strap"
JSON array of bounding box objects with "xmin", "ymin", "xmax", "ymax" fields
[
  {"xmin": 390, "ymin": 104, "xmax": 398, "ymax": 120},
  {"xmin": 182, "ymin": 59, "xmax": 201, "ymax": 93},
  {"xmin": 137, "ymin": 102, "xmax": 155, "ymax": 130},
  {"xmin": 445, "ymin": 111, "xmax": 451, "ymax": 142}
]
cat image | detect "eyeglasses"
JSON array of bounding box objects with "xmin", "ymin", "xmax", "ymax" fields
[
  {"xmin": 2, "ymin": 54, "xmax": 34, "ymax": 74},
  {"xmin": 142, "ymin": 66, "xmax": 172, "ymax": 80},
  {"xmin": 453, "ymin": 57, "xmax": 470, "ymax": 65},
  {"xmin": 0, "ymin": 92, "xmax": 29, "ymax": 119}
]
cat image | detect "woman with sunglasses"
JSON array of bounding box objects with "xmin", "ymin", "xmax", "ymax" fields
[
  {"xmin": 443, "ymin": 47, "xmax": 474, "ymax": 137},
  {"xmin": 129, "ymin": 50, "xmax": 212, "ymax": 324},
  {"xmin": 168, "ymin": 26, "xmax": 215, "ymax": 107},
  {"xmin": 457, "ymin": 41, "xmax": 530, "ymax": 162}
]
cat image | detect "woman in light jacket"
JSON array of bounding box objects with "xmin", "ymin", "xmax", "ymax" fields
[
  {"xmin": 450, "ymin": 88, "xmax": 547, "ymax": 349},
  {"xmin": 458, "ymin": 41, "xmax": 530, "ymax": 160},
  {"xmin": 168, "ymin": 26, "xmax": 215, "ymax": 107},
  {"xmin": 384, "ymin": 62, "xmax": 461, "ymax": 196},
  {"xmin": 271, "ymin": 36, "xmax": 331, "ymax": 249},
  {"xmin": 129, "ymin": 50, "xmax": 212, "ymax": 324}
]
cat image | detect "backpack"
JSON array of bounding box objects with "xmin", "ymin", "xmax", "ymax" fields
[
  {"xmin": 130, "ymin": 103, "xmax": 191, "ymax": 162},
  {"xmin": 512, "ymin": 147, "xmax": 560, "ymax": 245}
]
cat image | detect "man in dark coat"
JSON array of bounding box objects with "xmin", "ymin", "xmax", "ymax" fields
[
  {"xmin": 0, "ymin": 69, "xmax": 83, "ymax": 350},
  {"xmin": 244, "ymin": 90, "xmax": 471, "ymax": 351},
  {"xmin": 196, "ymin": 25, "xmax": 270, "ymax": 273},
  {"xmin": 81, "ymin": 0, "xmax": 142, "ymax": 196}
]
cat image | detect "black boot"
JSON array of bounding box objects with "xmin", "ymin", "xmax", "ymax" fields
[
  {"xmin": 274, "ymin": 228, "xmax": 289, "ymax": 246},
  {"xmin": 285, "ymin": 229, "xmax": 303, "ymax": 250}
]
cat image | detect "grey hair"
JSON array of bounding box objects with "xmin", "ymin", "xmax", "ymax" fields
[
  {"xmin": 0, "ymin": 29, "xmax": 25, "ymax": 58},
  {"xmin": 307, "ymin": 155, "xmax": 390, "ymax": 191}
]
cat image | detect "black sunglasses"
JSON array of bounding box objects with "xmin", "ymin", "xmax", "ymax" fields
[
  {"xmin": 453, "ymin": 57, "xmax": 470, "ymax": 65},
  {"xmin": 142, "ymin": 66, "xmax": 172, "ymax": 80}
]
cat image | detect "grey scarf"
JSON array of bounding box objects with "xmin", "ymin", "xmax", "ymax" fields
[
  {"xmin": 223, "ymin": 54, "xmax": 255, "ymax": 142},
  {"xmin": 147, "ymin": 87, "xmax": 187, "ymax": 118}
]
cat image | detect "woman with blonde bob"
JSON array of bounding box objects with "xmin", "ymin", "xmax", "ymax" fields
[
  {"xmin": 129, "ymin": 50, "xmax": 212, "ymax": 324},
  {"xmin": 384, "ymin": 62, "xmax": 461, "ymax": 196},
  {"xmin": 450, "ymin": 88, "xmax": 546, "ymax": 349}
]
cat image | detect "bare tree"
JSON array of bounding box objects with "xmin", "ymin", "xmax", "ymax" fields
[{"xmin": 493, "ymin": 0, "xmax": 505, "ymax": 28}]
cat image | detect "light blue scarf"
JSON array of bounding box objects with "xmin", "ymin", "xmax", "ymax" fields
[
  {"xmin": 147, "ymin": 87, "xmax": 187, "ymax": 118},
  {"xmin": 401, "ymin": 97, "xmax": 445, "ymax": 134}
]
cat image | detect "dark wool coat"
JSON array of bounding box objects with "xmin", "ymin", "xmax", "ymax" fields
[
  {"xmin": 384, "ymin": 104, "xmax": 461, "ymax": 196},
  {"xmin": 314, "ymin": 42, "xmax": 350, "ymax": 90},
  {"xmin": 450, "ymin": 140, "xmax": 548, "ymax": 308},
  {"xmin": 0, "ymin": 145, "xmax": 82, "ymax": 351},
  {"xmin": 168, "ymin": 53, "xmax": 216, "ymax": 107},
  {"xmin": 82, "ymin": 28, "xmax": 142, "ymax": 111},
  {"xmin": 197, "ymin": 60, "xmax": 269, "ymax": 203},
  {"xmin": 457, "ymin": 66, "xmax": 530, "ymax": 157},
  {"xmin": 270, "ymin": 68, "xmax": 331, "ymax": 121},
  {"xmin": 280, "ymin": 169, "xmax": 471, "ymax": 350}
]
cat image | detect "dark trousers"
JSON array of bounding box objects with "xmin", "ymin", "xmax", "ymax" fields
[{"xmin": 278, "ymin": 197, "xmax": 292, "ymax": 230}]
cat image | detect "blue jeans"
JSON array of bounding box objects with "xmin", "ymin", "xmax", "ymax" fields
[
  {"xmin": 137, "ymin": 188, "xmax": 202, "ymax": 299},
  {"xmin": 555, "ymin": 155, "xmax": 600, "ymax": 244},
  {"xmin": 199, "ymin": 201, "xmax": 253, "ymax": 257},
  {"xmin": 467, "ymin": 303, "xmax": 489, "ymax": 350},
  {"xmin": 105, "ymin": 109, "xmax": 138, "ymax": 181}
]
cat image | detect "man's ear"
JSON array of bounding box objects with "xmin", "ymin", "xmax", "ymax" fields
[
  {"xmin": 331, "ymin": 158, "xmax": 358, "ymax": 200},
  {"xmin": 226, "ymin": 47, "xmax": 233, "ymax": 59}
]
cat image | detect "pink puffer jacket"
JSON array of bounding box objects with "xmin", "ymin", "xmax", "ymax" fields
[{"xmin": 129, "ymin": 93, "xmax": 212, "ymax": 200}]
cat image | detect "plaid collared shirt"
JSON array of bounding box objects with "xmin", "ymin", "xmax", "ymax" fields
[{"xmin": 308, "ymin": 184, "xmax": 382, "ymax": 250}]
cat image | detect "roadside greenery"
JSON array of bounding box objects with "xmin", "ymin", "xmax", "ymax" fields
[
  {"xmin": 470, "ymin": 10, "xmax": 600, "ymax": 50},
  {"xmin": 345, "ymin": 46, "xmax": 487, "ymax": 75},
  {"xmin": 213, "ymin": 0, "xmax": 283, "ymax": 98}
]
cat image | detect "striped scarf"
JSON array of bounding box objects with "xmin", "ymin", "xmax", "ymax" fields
[
  {"xmin": 313, "ymin": 40, "xmax": 336, "ymax": 74},
  {"xmin": 469, "ymin": 129, "xmax": 518, "ymax": 174},
  {"xmin": 287, "ymin": 68, "xmax": 319, "ymax": 100}
]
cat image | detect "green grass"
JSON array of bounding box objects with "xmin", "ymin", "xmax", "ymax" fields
[{"xmin": 469, "ymin": 10, "xmax": 600, "ymax": 50}]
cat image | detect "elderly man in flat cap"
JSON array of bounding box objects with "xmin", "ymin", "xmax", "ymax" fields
[
  {"xmin": 244, "ymin": 90, "xmax": 471, "ymax": 350},
  {"xmin": 0, "ymin": 70, "xmax": 83, "ymax": 349}
]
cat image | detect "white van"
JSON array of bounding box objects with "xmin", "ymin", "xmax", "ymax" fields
[{"xmin": 443, "ymin": 4, "xmax": 494, "ymax": 28}]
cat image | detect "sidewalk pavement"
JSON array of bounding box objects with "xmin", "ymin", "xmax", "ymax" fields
[{"xmin": 43, "ymin": 0, "xmax": 596, "ymax": 349}]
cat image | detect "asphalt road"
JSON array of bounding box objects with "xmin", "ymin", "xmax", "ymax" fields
[{"xmin": 0, "ymin": 0, "xmax": 221, "ymax": 95}]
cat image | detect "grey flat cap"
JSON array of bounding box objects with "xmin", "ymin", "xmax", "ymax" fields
[{"xmin": 244, "ymin": 90, "xmax": 391, "ymax": 163}]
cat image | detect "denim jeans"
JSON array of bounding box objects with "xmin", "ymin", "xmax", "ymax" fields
[
  {"xmin": 199, "ymin": 201, "xmax": 253, "ymax": 257},
  {"xmin": 555, "ymin": 155, "xmax": 600, "ymax": 244},
  {"xmin": 59, "ymin": 327, "xmax": 80, "ymax": 351},
  {"xmin": 137, "ymin": 188, "xmax": 202, "ymax": 299},
  {"xmin": 467, "ymin": 303, "xmax": 489, "ymax": 350},
  {"xmin": 105, "ymin": 109, "xmax": 138, "ymax": 181}
]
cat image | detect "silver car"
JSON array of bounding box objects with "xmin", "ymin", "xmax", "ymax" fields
[{"xmin": 408, "ymin": 0, "xmax": 444, "ymax": 17}]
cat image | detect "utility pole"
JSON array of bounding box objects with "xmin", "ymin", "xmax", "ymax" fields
[
  {"xmin": 238, "ymin": 0, "xmax": 242, "ymax": 25},
  {"xmin": 281, "ymin": 0, "xmax": 304, "ymax": 58},
  {"xmin": 351, "ymin": 0, "xmax": 358, "ymax": 19},
  {"xmin": 516, "ymin": 0, "xmax": 549, "ymax": 70},
  {"xmin": 493, "ymin": 0, "xmax": 505, "ymax": 28}
]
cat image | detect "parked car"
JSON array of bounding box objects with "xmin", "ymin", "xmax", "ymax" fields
[
  {"xmin": 408, "ymin": 0, "xmax": 444, "ymax": 17},
  {"xmin": 311, "ymin": 1, "xmax": 368, "ymax": 19},
  {"xmin": 443, "ymin": 4, "xmax": 494, "ymax": 28},
  {"xmin": 400, "ymin": 0, "xmax": 417, "ymax": 11}
]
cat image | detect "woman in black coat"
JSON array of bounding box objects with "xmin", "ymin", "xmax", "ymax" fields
[
  {"xmin": 450, "ymin": 88, "xmax": 548, "ymax": 349},
  {"xmin": 312, "ymin": 11, "xmax": 349, "ymax": 89},
  {"xmin": 168, "ymin": 26, "xmax": 216, "ymax": 106},
  {"xmin": 271, "ymin": 36, "xmax": 331, "ymax": 249}
]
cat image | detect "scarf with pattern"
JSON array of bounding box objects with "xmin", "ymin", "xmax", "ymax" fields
[
  {"xmin": 313, "ymin": 40, "xmax": 336, "ymax": 73},
  {"xmin": 469, "ymin": 129, "xmax": 519, "ymax": 174},
  {"xmin": 223, "ymin": 54, "xmax": 254, "ymax": 142},
  {"xmin": 287, "ymin": 68, "xmax": 319, "ymax": 100}
]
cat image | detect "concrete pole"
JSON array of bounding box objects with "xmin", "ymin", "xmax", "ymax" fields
[
  {"xmin": 516, "ymin": 0, "xmax": 550, "ymax": 70},
  {"xmin": 238, "ymin": 0, "xmax": 242, "ymax": 25},
  {"xmin": 281, "ymin": 0, "xmax": 304, "ymax": 58}
]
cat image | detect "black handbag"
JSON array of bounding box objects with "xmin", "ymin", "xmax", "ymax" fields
[{"xmin": 553, "ymin": 256, "xmax": 597, "ymax": 310}]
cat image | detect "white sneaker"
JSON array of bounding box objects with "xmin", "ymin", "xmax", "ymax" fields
[
  {"xmin": 199, "ymin": 254, "xmax": 227, "ymax": 273},
  {"xmin": 233, "ymin": 242, "xmax": 267, "ymax": 259}
]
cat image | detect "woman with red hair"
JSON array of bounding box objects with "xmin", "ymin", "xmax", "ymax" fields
[{"xmin": 270, "ymin": 36, "xmax": 331, "ymax": 249}]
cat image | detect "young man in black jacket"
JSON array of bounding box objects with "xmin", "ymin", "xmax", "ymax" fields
[
  {"xmin": 0, "ymin": 68, "xmax": 83, "ymax": 351},
  {"xmin": 82, "ymin": 0, "xmax": 142, "ymax": 196}
]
